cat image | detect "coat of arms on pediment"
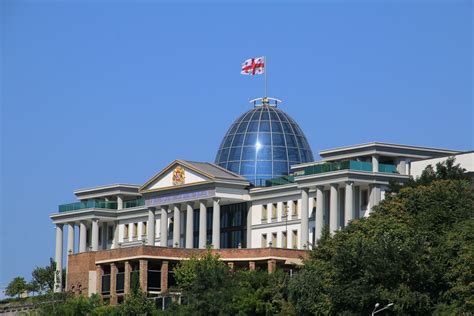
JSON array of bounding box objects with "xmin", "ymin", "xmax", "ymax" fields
[{"xmin": 172, "ymin": 166, "xmax": 185, "ymax": 185}]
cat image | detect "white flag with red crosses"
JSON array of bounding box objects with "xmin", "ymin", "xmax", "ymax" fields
[{"xmin": 241, "ymin": 57, "xmax": 265, "ymax": 75}]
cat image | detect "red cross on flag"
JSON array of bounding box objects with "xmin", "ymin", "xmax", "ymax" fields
[{"xmin": 241, "ymin": 57, "xmax": 265, "ymax": 75}]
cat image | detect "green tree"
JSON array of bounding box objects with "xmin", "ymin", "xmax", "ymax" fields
[
  {"xmin": 30, "ymin": 257, "xmax": 57, "ymax": 293},
  {"xmin": 5, "ymin": 277, "xmax": 28, "ymax": 298},
  {"xmin": 119, "ymin": 289, "xmax": 156, "ymax": 316}
]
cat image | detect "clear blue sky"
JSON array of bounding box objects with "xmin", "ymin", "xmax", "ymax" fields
[{"xmin": 1, "ymin": 1, "xmax": 472, "ymax": 291}]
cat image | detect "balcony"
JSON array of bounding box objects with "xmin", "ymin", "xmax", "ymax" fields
[
  {"xmin": 300, "ymin": 160, "xmax": 398, "ymax": 177},
  {"xmin": 123, "ymin": 198, "xmax": 145, "ymax": 209},
  {"xmin": 59, "ymin": 200, "xmax": 118, "ymax": 213}
]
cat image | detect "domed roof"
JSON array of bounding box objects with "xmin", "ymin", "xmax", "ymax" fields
[{"xmin": 215, "ymin": 102, "xmax": 314, "ymax": 186}]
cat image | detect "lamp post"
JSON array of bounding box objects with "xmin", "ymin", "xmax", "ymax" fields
[{"xmin": 372, "ymin": 302, "xmax": 394, "ymax": 315}]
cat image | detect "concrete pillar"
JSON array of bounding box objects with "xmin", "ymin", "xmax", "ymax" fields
[
  {"xmin": 315, "ymin": 186, "xmax": 324, "ymax": 241},
  {"xmin": 329, "ymin": 184, "xmax": 339, "ymax": 234},
  {"xmin": 344, "ymin": 181, "xmax": 354, "ymax": 227},
  {"xmin": 117, "ymin": 195, "xmax": 124, "ymax": 210},
  {"xmin": 397, "ymin": 158, "xmax": 407, "ymax": 175},
  {"xmin": 101, "ymin": 222, "xmax": 108, "ymax": 250},
  {"xmin": 300, "ymin": 188, "xmax": 309, "ymax": 248},
  {"xmin": 110, "ymin": 263, "xmax": 118, "ymax": 305},
  {"xmin": 147, "ymin": 207, "xmax": 156, "ymax": 246},
  {"xmin": 372, "ymin": 155, "xmax": 379, "ymax": 172},
  {"xmin": 173, "ymin": 205, "xmax": 181, "ymax": 247},
  {"xmin": 212, "ymin": 198, "xmax": 220, "ymax": 249},
  {"xmin": 139, "ymin": 259, "xmax": 148, "ymax": 293},
  {"xmin": 249, "ymin": 261, "xmax": 256, "ymax": 271},
  {"xmin": 112, "ymin": 221, "xmax": 119, "ymax": 249},
  {"xmin": 124, "ymin": 261, "xmax": 131, "ymax": 295},
  {"xmin": 185, "ymin": 202, "xmax": 194, "ymax": 248},
  {"xmin": 199, "ymin": 200, "xmax": 207, "ymax": 249},
  {"xmin": 96, "ymin": 265, "xmax": 103, "ymax": 295},
  {"xmin": 267, "ymin": 259, "xmax": 277, "ymax": 274},
  {"xmin": 67, "ymin": 223, "xmax": 74, "ymax": 254},
  {"xmin": 369, "ymin": 185, "xmax": 382, "ymax": 213},
  {"xmin": 160, "ymin": 207, "xmax": 168, "ymax": 247},
  {"xmin": 79, "ymin": 221, "xmax": 87, "ymax": 252},
  {"xmin": 161, "ymin": 261, "xmax": 169, "ymax": 292},
  {"xmin": 54, "ymin": 224, "xmax": 63, "ymax": 293},
  {"xmin": 246, "ymin": 203, "xmax": 252, "ymax": 248},
  {"xmin": 91, "ymin": 219, "xmax": 99, "ymax": 251}
]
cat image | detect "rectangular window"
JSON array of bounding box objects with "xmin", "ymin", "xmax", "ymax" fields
[
  {"xmin": 262, "ymin": 205, "xmax": 268, "ymax": 221},
  {"xmin": 282, "ymin": 231, "xmax": 287, "ymax": 248},
  {"xmin": 261, "ymin": 234, "xmax": 267, "ymax": 248},
  {"xmin": 133, "ymin": 223, "xmax": 138, "ymax": 239},
  {"xmin": 361, "ymin": 189, "xmax": 369, "ymax": 209},
  {"xmin": 292, "ymin": 230, "xmax": 298, "ymax": 249},
  {"xmin": 124, "ymin": 224, "xmax": 129, "ymax": 240},
  {"xmin": 292, "ymin": 200, "xmax": 298, "ymax": 217},
  {"xmin": 272, "ymin": 203, "xmax": 277, "ymax": 219},
  {"xmin": 142, "ymin": 222, "xmax": 147, "ymax": 236},
  {"xmin": 283, "ymin": 202, "xmax": 288, "ymax": 218},
  {"xmin": 272, "ymin": 232, "xmax": 277, "ymax": 247},
  {"xmin": 107, "ymin": 226, "xmax": 113, "ymax": 243}
]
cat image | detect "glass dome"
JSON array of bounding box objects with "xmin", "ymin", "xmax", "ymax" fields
[{"xmin": 215, "ymin": 103, "xmax": 314, "ymax": 186}]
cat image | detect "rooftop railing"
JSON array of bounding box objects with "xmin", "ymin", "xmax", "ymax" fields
[
  {"xmin": 123, "ymin": 198, "xmax": 145, "ymax": 209},
  {"xmin": 300, "ymin": 160, "xmax": 398, "ymax": 176},
  {"xmin": 58, "ymin": 200, "xmax": 118, "ymax": 212}
]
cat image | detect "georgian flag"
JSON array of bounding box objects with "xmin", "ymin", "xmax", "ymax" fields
[{"xmin": 241, "ymin": 57, "xmax": 265, "ymax": 75}]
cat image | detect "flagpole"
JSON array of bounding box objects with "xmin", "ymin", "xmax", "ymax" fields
[{"xmin": 264, "ymin": 56, "xmax": 267, "ymax": 98}]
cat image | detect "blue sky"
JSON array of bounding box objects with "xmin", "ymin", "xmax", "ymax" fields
[{"xmin": 1, "ymin": 1, "xmax": 472, "ymax": 292}]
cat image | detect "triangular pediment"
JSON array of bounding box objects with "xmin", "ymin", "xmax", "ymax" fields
[{"xmin": 140, "ymin": 160, "xmax": 213, "ymax": 192}]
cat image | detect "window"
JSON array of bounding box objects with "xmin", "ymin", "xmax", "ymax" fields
[
  {"xmin": 262, "ymin": 205, "xmax": 268, "ymax": 221},
  {"xmin": 292, "ymin": 230, "xmax": 298, "ymax": 249},
  {"xmin": 282, "ymin": 231, "xmax": 287, "ymax": 248},
  {"xmin": 261, "ymin": 234, "xmax": 267, "ymax": 248},
  {"xmin": 124, "ymin": 224, "xmax": 129, "ymax": 240},
  {"xmin": 292, "ymin": 200, "xmax": 298, "ymax": 217},
  {"xmin": 361, "ymin": 189, "xmax": 369, "ymax": 209},
  {"xmin": 133, "ymin": 223, "xmax": 138, "ymax": 239},
  {"xmin": 107, "ymin": 226, "xmax": 114, "ymax": 243},
  {"xmin": 283, "ymin": 202, "xmax": 288, "ymax": 218},
  {"xmin": 272, "ymin": 203, "xmax": 277, "ymax": 219},
  {"xmin": 272, "ymin": 233, "xmax": 277, "ymax": 247},
  {"xmin": 142, "ymin": 222, "xmax": 147, "ymax": 236}
]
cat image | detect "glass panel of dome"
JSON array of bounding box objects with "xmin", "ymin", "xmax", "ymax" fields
[
  {"xmin": 241, "ymin": 110, "xmax": 254, "ymax": 122},
  {"xmin": 228, "ymin": 124, "xmax": 239, "ymax": 135},
  {"xmin": 258, "ymin": 133, "xmax": 271, "ymax": 146},
  {"xmin": 236, "ymin": 121, "xmax": 250, "ymax": 134},
  {"xmin": 259, "ymin": 121, "xmax": 270, "ymax": 132},
  {"xmin": 269, "ymin": 110, "xmax": 279, "ymax": 121},
  {"xmin": 272, "ymin": 133, "xmax": 285, "ymax": 146},
  {"xmin": 256, "ymin": 160, "xmax": 272, "ymax": 174},
  {"xmin": 257, "ymin": 146, "xmax": 272, "ymax": 160},
  {"xmin": 273, "ymin": 147, "xmax": 287, "ymax": 161},
  {"xmin": 271, "ymin": 121, "xmax": 283, "ymax": 133},
  {"xmin": 296, "ymin": 136, "xmax": 306, "ymax": 148},
  {"xmin": 241, "ymin": 146, "xmax": 256, "ymax": 160},
  {"xmin": 229, "ymin": 146, "xmax": 242, "ymax": 161},
  {"xmin": 274, "ymin": 161, "xmax": 289, "ymax": 175},
  {"xmin": 227, "ymin": 162, "xmax": 240, "ymax": 173},
  {"xmin": 231, "ymin": 133, "xmax": 245, "ymax": 146},
  {"xmin": 223, "ymin": 136, "xmax": 233, "ymax": 148},
  {"xmin": 282, "ymin": 122, "xmax": 293, "ymax": 134},
  {"xmin": 219, "ymin": 148, "xmax": 230, "ymax": 163},
  {"xmin": 240, "ymin": 161, "xmax": 255, "ymax": 174},
  {"xmin": 287, "ymin": 149, "xmax": 301, "ymax": 161},
  {"xmin": 260, "ymin": 109, "xmax": 269, "ymax": 121},
  {"xmin": 285, "ymin": 134, "xmax": 297, "ymax": 147},
  {"xmin": 243, "ymin": 133, "xmax": 257, "ymax": 146},
  {"xmin": 247, "ymin": 121, "xmax": 259, "ymax": 132}
]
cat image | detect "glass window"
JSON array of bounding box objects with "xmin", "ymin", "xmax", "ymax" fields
[
  {"xmin": 256, "ymin": 146, "xmax": 272, "ymax": 160},
  {"xmin": 269, "ymin": 110, "xmax": 279, "ymax": 121},
  {"xmin": 240, "ymin": 161, "xmax": 255, "ymax": 174},
  {"xmin": 287, "ymin": 148, "xmax": 300, "ymax": 161},
  {"xmin": 229, "ymin": 147, "xmax": 242, "ymax": 161},
  {"xmin": 227, "ymin": 162, "xmax": 240, "ymax": 173},
  {"xmin": 228, "ymin": 124, "xmax": 238, "ymax": 135},
  {"xmin": 272, "ymin": 133, "xmax": 285, "ymax": 146},
  {"xmin": 259, "ymin": 121, "xmax": 270, "ymax": 132},
  {"xmin": 223, "ymin": 136, "xmax": 233, "ymax": 148},
  {"xmin": 260, "ymin": 109, "xmax": 269, "ymax": 121},
  {"xmin": 218, "ymin": 149, "xmax": 230, "ymax": 163},
  {"xmin": 241, "ymin": 111, "xmax": 253, "ymax": 122},
  {"xmin": 271, "ymin": 121, "xmax": 283, "ymax": 133},
  {"xmin": 282, "ymin": 232, "xmax": 287, "ymax": 248},
  {"xmin": 244, "ymin": 133, "xmax": 257, "ymax": 146},
  {"xmin": 274, "ymin": 161, "xmax": 289, "ymax": 175},
  {"xmin": 241, "ymin": 147, "xmax": 256, "ymax": 160},
  {"xmin": 261, "ymin": 234, "xmax": 267, "ymax": 247},
  {"xmin": 247, "ymin": 121, "xmax": 259, "ymax": 132},
  {"xmin": 282, "ymin": 122, "xmax": 293, "ymax": 134},
  {"xmin": 258, "ymin": 133, "xmax": 271, "ymax": 146},
  {"xmin": 256, "ymin": 160, "xmax": 272, "ymax": 174},
  {"xmin": 285, "ymin": 134, "xmax": 297, "ymax": 147},
  {"xmin": 297, "ymin": 136, "xmax": 306, "ymax": 148},
  {"xmin": 273, "ymin": 147, "xmax": 287, "ymax": 161},
  {"xmin": 236, "ymin": 121, "xmax": 250, "ymax": 134},
  {"xmin": 231, "ymin": 133, "xmax": 245, "ymax": 146},
  {"xmin": 262, "ymin": 205, "xmax": 267, "ymax": 221}
]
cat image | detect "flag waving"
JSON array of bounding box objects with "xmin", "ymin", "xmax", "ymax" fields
[{"xmin": 241, "ymin": 57, "xmax": 265, "ymax": 75}]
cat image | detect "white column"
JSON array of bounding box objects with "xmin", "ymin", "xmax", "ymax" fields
[
  {"xmin": 173, "ymin": 205, "xmax": 181, "ymax": 247},
  {"xmin": 369, "ymin": 184, "xmax": 381, "ymax": 213},
  {"xmin": 329, "ymin": 184, "xmax": 339, "ymax": 234},
  {"xmin": 186, "ymin": 202, "xmax": 194, "ymax": 249},
  {"xmin": 199, "ymin": 200, "xmax": 207, "ymax": 249},
  {"xmin": 112, "ymin": 221, "xmax": 119, "ymax": 249},
  {"xmin": 397, "ymin": 158, "xmax": 407, "ymax": 175},
  {"xmin": 54, "ymin": 224, "xmax": 63, "ymax": 292},
  {"xmin": 372, "ymin": 155, "xmax": 379, "ymax": 172},
  {"xmin": 67, "ymin": 223, "xmax": 75, "ymax": 254},
  {"xmin": 160, "ymin": 206, "xmax": 168, "ymax": 247},
  {"xmin": 344, "ymin": 181, "xmax": 354, "ymax": 227},
  {"xmin": 212, "ymin": 198, "xmax": 220, "ymax": 249},
  {"xmin": 246, "ymin": 202, "xmax": 252, "ymax": 248},
  {"xmin": 147, "ymin": 207, "xmax": 156, "ymax": 246},
  {"xmin": 315, "ymin": 186, "xmax": 324, "ymax": 241},
  {"xmin": 301, "ymin": 188, "xmax": 309, "ymax": 249},
  {"xmin": 91, "ymin": 219, "xmax": 99, "ymax": 251},
  {"xmin": 117, "ymin": 195, "xmax": 124, "ymax": 210},
  {"xmin": 79, "ymin": 221, "xmax": 87, "ymax": 252}
]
